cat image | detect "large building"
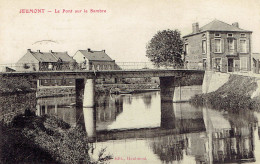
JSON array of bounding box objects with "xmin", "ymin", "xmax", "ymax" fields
[{"xmin": 183, "ymin": 20, "xmax": 252, "ymax": 72}]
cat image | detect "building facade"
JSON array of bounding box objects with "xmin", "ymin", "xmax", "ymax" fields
[
  {"xmin": 73, "ymin": 49, "xmax": 119, "ymax": 70},
  {"xmin": 73, "ymin": 48, "xmax": 121, "ymax": 83},
  {"xmin": 183, "ymin": 20, "xmax": 252, "ymax": 72},
  {"xmin": 16, "ymin": 49, "xmax": 76, "ymax": 72},
  {"xmin": 16, "ymin": 49, "xmax": 76, "ymax": 88}
]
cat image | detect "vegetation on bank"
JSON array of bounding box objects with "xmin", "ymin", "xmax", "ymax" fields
[
  {"xmin": 190, "ymin": 75, "xmax": 260, "ymax": 111},
  {"xmin": 1, "ymin": 112, "xmax": 112, "ymax": 163},
  {"xmin": 0, "ymin": 93, "xmax": 36, "ymax": 123},
  {"xmin": 0, "ymin": 76, "xmax": 36, "ymax": 94}
]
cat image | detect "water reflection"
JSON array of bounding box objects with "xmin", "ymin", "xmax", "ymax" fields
[{"xmin": 34, "ymin": 90, "xmax": 260, "ymax": 163}]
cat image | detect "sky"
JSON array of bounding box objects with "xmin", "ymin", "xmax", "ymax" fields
[{"xmin": 0, "ymin": 0, "xmax": 260, "ymax": 64}]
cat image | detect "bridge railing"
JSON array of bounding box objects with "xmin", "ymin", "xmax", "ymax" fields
[{"xmin": 0, "ymin": 62, "xmax": 201, "ymax": 72}]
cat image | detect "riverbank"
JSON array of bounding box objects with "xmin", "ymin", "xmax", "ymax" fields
[
  {"xmin": 0, "ymin": 112, "xmax": 112, "ymax": 163},
  {"xmin": 191, "ymin": 73, "xmax": 260, "ymax": 111}
]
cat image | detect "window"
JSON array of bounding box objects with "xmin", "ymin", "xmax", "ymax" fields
[
  {"xmin": 48, "ymin": 63, "xmax": 53, "ymax": 70},
  {"xmin": 203, "ymin": 59, "xmax": 207, "ymax": 70},
  {"xmin": 215, "ymin": 58, "xmax": 221, "ymax": 71},
  {"xmin": 185, "ymin": 44, "xmax": 189, "ymax": 55},
  {"xmin": 227, "ymin": 33, "xmax": 233, "ymax": 37},
  {"xmin": 215, "ymin": 33, "xmax": 221, "ymax": 37},
  {"xmin": 228, "ymin": 39, "xmax": 235, "ymax": 53},
  {"xmin": 215, "ymin": 39, "xmax": 221, "ymax": 53},
  {"xmin": 240, "ymin": 57, "xmax": 248, "ymax": 71},
  {"xmin": 240, "ymin": 39, "xmax": 247, "ymax": 53},
  {"xmin": 241, "ymin": 33, "xmax": 246, "ymax": 37},
  {"xmin": 202, "ymin": 40, "xmax": 207, "ymax": 54}
]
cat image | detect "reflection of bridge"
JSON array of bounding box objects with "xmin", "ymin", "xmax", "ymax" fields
[{"xmin": 35, "ymin": 93, "xmax": 256, "ymax": 164}]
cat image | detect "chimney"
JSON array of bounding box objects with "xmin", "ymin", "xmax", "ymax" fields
[
  {"xmin": 88, "ymin": 48, "xmax": 91, "ymax": 52},
  {"xmin": 192, "ymin": 22, "xmax": 199, "ymax": 34},
  {"xmin": 37, "ymin": 50, "xmax": 40, "ymax": 53},
  {"xmin": 49, "ymin": 50, "xmax": 53, "ymax": 53},
  {"xmin": 232, "ymin": 22, "xmax": 239, "ymax": 28},
  {"xmin": 27, "ymin": 49, "xmax": 31, "ymax": 53}
]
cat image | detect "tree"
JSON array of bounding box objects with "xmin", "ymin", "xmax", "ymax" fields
[{"xmin": 146, "ymin": 29, "xmax": 184, "ymax": 68}]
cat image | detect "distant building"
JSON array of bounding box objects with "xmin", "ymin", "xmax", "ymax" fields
[
  {"xmin": 183, "ymin": 20, "xmax": 252, "ymax": 72},
  {"xmin": 73, "ymin": 48, "xmax": 119, "ymax": 70},
  {"xmin": 16, "ymin": 49, "xmax": 76, "ymax": 87},
  {"xmin": 73, "ymin": 48, "xmax": 121, "ymax": 83},
  {"xmin": 16, "ymin": 49, "xmax": 76, "ymax": 72}
]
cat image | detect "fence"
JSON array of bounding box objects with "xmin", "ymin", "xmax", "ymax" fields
[{"xmin": 0, "ymin": 62, "xmax": 194, "ymax": 72}]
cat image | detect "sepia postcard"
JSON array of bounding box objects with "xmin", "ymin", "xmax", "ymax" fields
[{"xmin": 1, "ymin": 0, "xmax": 260, "ymax": 163}]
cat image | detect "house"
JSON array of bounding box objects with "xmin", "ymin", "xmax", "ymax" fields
[
  {"xmin": 73, "ymin": 48, "xmax": 120, "ymax": 83},
  {"xmin": 16, "ymin": 49, "xmax": 76, "ymax": 87},
  {"xmin": 183, "ymin": 20, "xmax": 252, "ymax": 72},
  {"xmin": 73, "ymin": 48, "xmax": 119, "ymax": 71},
  {"xmin": 16, "ymin": 49, "xmax": 76, "ymax": 72}
]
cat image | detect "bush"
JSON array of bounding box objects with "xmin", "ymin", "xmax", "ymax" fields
[{"xmin": 1, "ymin": 114, "xmax": 112, "ymax": 164}]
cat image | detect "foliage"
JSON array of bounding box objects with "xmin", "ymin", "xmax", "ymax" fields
[
  {"xmin": 190, "ymin": 75, "xmax": 259, "ymax": 111},
  {"xmin": 146, "ymin": 29, "xmax": 184, "ymax": 68},
  {"xmin": 0, "ymin": 76, "xmax": 35, "ymax": 93},
  {"xmin": 1, "ymin": 114, "xmax": 113, "ymax": 164},
  {"xmin": 0, "ymin": 93, "xmax": 36, "ymax": 123}
]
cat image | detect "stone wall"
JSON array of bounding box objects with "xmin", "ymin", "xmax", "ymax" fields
[{"xmin": 37, "ymin": 86, "xmax": 75, "ymax": 97}]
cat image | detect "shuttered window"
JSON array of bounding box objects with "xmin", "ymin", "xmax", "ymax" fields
[
  {"xmin": 215, "ymin": 39, "xmax": 221, "ymax": 53},
  {"xmin": 185, "ymin": 44, "xmax": 189, "ymax": 55},
  {"xmin": 228, "ymin": 39, "xmax": 235, "ymax": 53},
  {"xmin": 240, "ymin": 39, "xmax": 247, "ymax": 53},
  {"xmin": 202, "ymin": 40, "xmax": 206, "ymax": 54}
]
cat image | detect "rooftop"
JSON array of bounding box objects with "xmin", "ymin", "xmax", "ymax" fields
[
  {"xmin": 183, "ymin": 19, "xmax": 252, "ymax": 37},
  {"xmin": 78, "ymin": 49, "xmax": 113, "ymax": 61},
  {"xmin": 28, "ymin": 50, "xmax": 75, "ymax": 62}
]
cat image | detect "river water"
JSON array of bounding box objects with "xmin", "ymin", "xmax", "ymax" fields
[{"xmin": 25, "ymin": 88, "xmax": 260, "ymax": 163}]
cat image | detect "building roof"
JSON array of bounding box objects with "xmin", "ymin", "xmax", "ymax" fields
[
  {"xmin": 78, "ymin": 49, "xmax": 113, "ymax": 61},
  {"xmin": 183, "ymin": 19, "xmax": 252, "ymax": 38},
  {"xmin": 31, "ymin": 51, "xmax": 57, "ymax": 62},
  {"xmin": 29, "ymin": 50, "xmax": 74, "ymax": 62},
  {"xmin": 51, "ymin": 51, "xmax": 75, "ymax": 62}
]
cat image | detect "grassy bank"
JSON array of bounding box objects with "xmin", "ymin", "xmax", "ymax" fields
[
  {"xmin": 190, "ymin": 75, "xmax": 260, "ymax": 111},
  {"xmin": 1, "ymin": 113, "xmax": 112, "ymax": 163}
]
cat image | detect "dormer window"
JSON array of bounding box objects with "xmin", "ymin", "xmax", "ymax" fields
[
  {"xmin": 227, "ymin": 33, "xmax": 233, "ymax": 37},
  {"xmin": 214, "ymin": 33, "xmax": 221, "ymax": 37},
  {"xmin": 241, "ymin": 33, "xmax": 246, "ymax": 38}
]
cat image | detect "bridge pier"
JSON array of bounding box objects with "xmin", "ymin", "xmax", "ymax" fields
[
  {"xmin": 76, "ymin": 78, "xmax": 96, "ymax": 137},
  {"xmin": 161, "ymin": 102, "xmax": 176, "ymax": 129},
  {"xmin": 159, "ymin": 76, "xmax": 175, "ymax": 102},
  {"xmin": 83, "ymin": 79, "xmax": 95, "ymax": 108},
  {"xmin": 83, "ymin": 107, "xmax": 96, "ymax": 138},
  {"xmin": 75, "ymin": 78, "xmax": 95, "ymax": 107}
]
